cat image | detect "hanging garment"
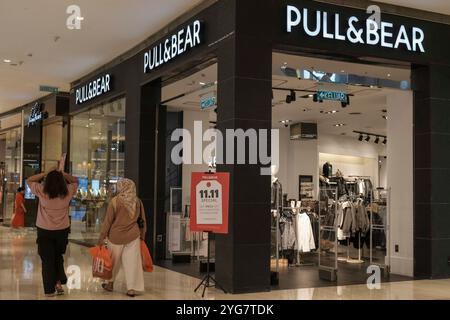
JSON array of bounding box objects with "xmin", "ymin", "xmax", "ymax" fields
[
  {"xmin": 295, "ymin": 213, "xmax": 316, "ymax": 253},
  {"xmin": 279, "ymin": 214, "xmax": 296, "ymax": 250},
  {"xmin": 271, "ymin": 179, "xmax": 283, "ymax": 210},
  {"xmin": 354, "ymin": 199, "xmax": 370, "ymax": 233},
  {"xmin": 307, "ymin": 212, "xmax": 320, "ymax": 249},
  {"xmin": 341, "ymin": 201, "xmax": 356, "ymax": 235},
  {"xmin": 356, "ymin": 179, "xmax": 366, "ymax": 197}
]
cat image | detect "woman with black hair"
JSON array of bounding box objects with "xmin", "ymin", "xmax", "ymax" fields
[
  {"xmin": 27, "ymin": 168, "xmax": 78, "ymax": 297},
  {"xmin": 11, "ymin": 187, "xmax": 26, "ymax": 228}
]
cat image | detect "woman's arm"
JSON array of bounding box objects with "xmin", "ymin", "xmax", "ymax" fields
[
  {"xmin": 26, "ymin": 172, "xmax": 46, "ymax": 183},
  {"xmin": 98, "ymin": 200, "xmax": 115, "ymax": 245},
  {"xmin": 62, "ymin": 172, "xmax": 78, "ymax": 184}
]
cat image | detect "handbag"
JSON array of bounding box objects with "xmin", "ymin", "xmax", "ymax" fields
[
  {"xmin": 89, "ymin": 245, "xmax": 113, "ymax": 280},
  {"xmin": 111, "ymin": 197, "xmax": 145, "ymax": 229},
  {"xmin": 140, "ymin": 240, "xmax": 153, "ymax": 272}
]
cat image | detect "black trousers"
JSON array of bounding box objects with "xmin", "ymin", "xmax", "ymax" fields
[{"xmin": 36, "ymin": 227, "xmax": 69, "ymax": 294}]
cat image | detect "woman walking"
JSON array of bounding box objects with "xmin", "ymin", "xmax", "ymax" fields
[
  {"xmin": 98, "ymin": 178, "xmax": 146, "ymax": 297},
  {"xmin": 11, "ymin": 187, "xmax": 26, "ymax": 228},
  {"xmin": 27, "ymin": 168, "xmax": 78, "ymax": 297}
]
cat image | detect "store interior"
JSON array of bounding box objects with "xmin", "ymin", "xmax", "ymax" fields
[
  {"xmin": 68, "ymin": 97, "xmax": 126, "ymax": 245},
  {"xmin": 158, "ymin": 52, "xmax": 415, "ymax": 289}
]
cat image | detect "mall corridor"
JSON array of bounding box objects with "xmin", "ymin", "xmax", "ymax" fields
[{"xmin": 1, "ymin": 226, "xmax": 450, "ymax": 300}]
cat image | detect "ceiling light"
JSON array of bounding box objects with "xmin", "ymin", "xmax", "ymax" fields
[
  {"xmin": 280, "ymin": 120, "xmax": 292, "ymax": 127},
  {"xmin": 333, "ymin": 123, "xmax": 346, "ymax": 127},
  {"xmin": 3, "ymin": 59, "xmax": 11, "ymax": 63},
  {"xmin": 321, "ymin": 110, "xmax": 339, "ymax": 115},
  {"xmin": 199, "ymin": 82, "xmax": 206, "ymax": 86},
  {"xmin": 358, "ymin": 134, "xmax": 364, "ymax": 141},
  {"xmin": 89, "ymin": 118, "xmax": 92, "ymax": 121},
  {"xmin": 365, "ymin": 135, "xmax": 371, "ymax": 142},
  {"xmin": 382, "ymin": 138, "xmax": 387, "ymax": 145},
  {"xmin": 387, "ymin": 73, "xmax": 391, "ymax": 77},
  {"xmin": 76, "ymin": 16, "xmax": 84, "ymax": 21},
  {"xmin": 382, "ymin": 115, "xmax": 388, "ymax": 120},
  {"xmin": 85, "ymin": 125, "xmax": 89, "ymax": 128},
  {"xmin": 341, "ymin": 70, "xmax": 345, "ymax": 73},
  {"xmin": 374, "ymin": 136, "xmax": 380, "ymax": 144},
  {"xmin": 308, "ymin": 94, "xmax": 314, "ymax": 98}
]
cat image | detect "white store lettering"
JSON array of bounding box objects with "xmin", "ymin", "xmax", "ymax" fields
[
  {"xmin": 286, "ymin": 5, "xmax": 425, "ymax": 53},
  {"xmin": 75, "ymin": 74, "xmax": 111, "ymax": 105},
  {"xmin": 144, "ymin": 20, "xmax": 202, "ymax": 73}
]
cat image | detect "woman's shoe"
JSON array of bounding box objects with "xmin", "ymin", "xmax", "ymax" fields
[
  {"xmin": 126, "ymin": 290, "xmax": 136, "ymax": 297},
  {"xmin": 55, "ymin": 282, "xmax": 64, "ymax": 295},
  {"xmin": 102, "ymin": 282, "xmax": 114, "ymax": 292},
  {"xmin": 45, "ymin": 292, "xmax": 57, "ymax": 297}
]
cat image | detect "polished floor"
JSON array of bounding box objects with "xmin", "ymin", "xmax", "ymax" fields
[{"xmin": 1, "ymin": 226, "xmax": 450, "ymax": 300}]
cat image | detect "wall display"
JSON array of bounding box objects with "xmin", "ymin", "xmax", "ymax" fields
[
  {"xmin": 144, "ymin": 20, "xmax": 203, "ymax": 73},
  {"xmin": 190, "ymin": 172, "xmax": 229, "ymax": 234},
  {"xmin": 299, "ymin": 175, "xmax": 314, "ymax": 200},
  {"xmin": 286, "ymin": 4, "xmax": 425, "ymax": 53},
  {"xmin": 75, "ymin": 74, "xmax": 112, "ymax": 105}
]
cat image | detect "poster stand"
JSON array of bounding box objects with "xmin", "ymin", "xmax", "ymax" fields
[{"xmin": 194, "ymin": 231, "xmax": 227, "ymax": 297}]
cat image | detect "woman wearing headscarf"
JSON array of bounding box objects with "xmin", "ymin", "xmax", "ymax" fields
[{"xmin": 98, "ymin": 178, "xmax": 147, "ymax": 297}]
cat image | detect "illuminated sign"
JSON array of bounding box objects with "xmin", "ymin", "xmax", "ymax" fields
[
  {"xmin": 75, "ymin": 74, "xmax": 112, "ymax": 105},
  {"xmin": 286, "ymin": 5, "xmax": 425, "ymax": 53},
  {"xmin": 28, "ymin": 102, "xmax": 47, "ymax": 127},
  {"xmin": 200, "ymin": 96, "xmax": 216, "ymax": 110},
  {"xmin": 144, "ymin": 20, "xmax": 203, "ymax": 73},
  {"xmin": 317, "ymin": 90, "xmax": 348, "ymax": 102}
]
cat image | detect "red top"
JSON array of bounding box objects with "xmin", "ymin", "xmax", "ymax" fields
[{"xmin": 15, "ymin": 192, "xmax": 25, "ymax": 215}]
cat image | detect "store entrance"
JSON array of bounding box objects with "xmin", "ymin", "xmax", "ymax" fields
[
  {"xmin": 270, "ymin": 52, "xmax": 413, "ymax": 289},
  {"xmin": 156, "ymin": 63, "xmax": 218, "ymax": 277}
]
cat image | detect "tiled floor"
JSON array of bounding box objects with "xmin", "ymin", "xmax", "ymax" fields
[{"xmin": 1, "ymin": 226, "xmax": 449, "ymax": 300}]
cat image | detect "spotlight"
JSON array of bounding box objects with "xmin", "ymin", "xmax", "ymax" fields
[
  {"xmin": 341, "ymin": 101, "xmax": 348, "ymax": 108},
  {"xmin": 286, "ymin": 90, "xmax": 296, "ymax": 104},
  {"xmin": 374, "ymin": 136, "xmax": 380, "ymax": 144},
  {"xmin": 313, "ymin": 94, "xmax": 318, "ymax": 102},
  {"xmin": 365, "ymin": 135, "xmax": 371, "ymax": 142},
  {"xmin": 358, "ymin": 134, "xmax": 363, "ymax": 141},
  {"xmin": 290, "ymin": 90, "xmax": 296, "ymax": 102},
  {"xmin": 382, "ymin": 137, "xmax": 387, "ymax": 145},
  {"xmin": 286, "ymin": 94, "xmax": 292, "ymax": 104}
]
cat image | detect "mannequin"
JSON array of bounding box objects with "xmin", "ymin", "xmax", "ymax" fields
[{"xmin": 271, "ymin": 165, "xmax": 283, "ymax": 211}]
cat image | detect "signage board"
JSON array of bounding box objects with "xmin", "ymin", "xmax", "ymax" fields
[
  {"xmin": 190, "ymin": 172, "xmax": 229, "ymax": 234},
  {"xmin": 144, "ymin": 20, "xmax": 203, "ymax": 73},
  {"xmin": 75, "ymin": 74, "xmax": 112, "ymax": 105}
]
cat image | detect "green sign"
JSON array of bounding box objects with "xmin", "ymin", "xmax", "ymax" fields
[
  {"xmin": 39, "ymin": 85, "xmax": 59, "ymax": 93},
  {"xmin": 200, "ymin": 96, "xmax": 216, "ymax": 110},
  {"xmin": 317, "ymin": 90, "xmax": 347, "ymax": 102}
]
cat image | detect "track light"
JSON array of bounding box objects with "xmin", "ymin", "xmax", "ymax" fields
[
  {"xmin": 382, "ymin": 137, "xmax": 387, "ymax": 145},
  {"xmin": 365, "ymin": 135, "xmax": 371, "ymax": 142},
  {"xmin": 285, "ymin": 90, "xmax": 296, "ymax": 104},
  {"xmin": 358, "ymin": 134, "xmax": 363, "ymax": 141},
  {"xmin": 374, "ymin": 136, "xmax": 380, "ymax": 144}
]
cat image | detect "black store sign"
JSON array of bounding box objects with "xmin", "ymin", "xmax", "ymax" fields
[{"xmin": 276, "ymin": 0, "xmax": 450, "ymax": 65}]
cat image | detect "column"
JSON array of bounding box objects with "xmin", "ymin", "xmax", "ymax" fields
[
  {"xmin": 413, "ymin": 64, "xmax": 450, "ymax": 278},
  {"xmin": 215, "ymin": 0, "xmax": 273, "ymax": 293}
]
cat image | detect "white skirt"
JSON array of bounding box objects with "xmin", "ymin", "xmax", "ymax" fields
[{"xmin": 108, "ymin": 237, "xmax": 145, "ymax": 292}]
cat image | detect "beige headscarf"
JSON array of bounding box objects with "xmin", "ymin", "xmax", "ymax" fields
[{"xmin": 115, "ymin": 178, "xmax": 137, "ymax": 218}]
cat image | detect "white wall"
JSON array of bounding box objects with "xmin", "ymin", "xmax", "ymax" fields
[
  {"xmin": 277, "ymin": 131, "xmax": 386, "ymax": 199},
  {"xmin": 181, "ymin": 110, "xmax": 210, "ymax": 210},
  {"xmin": 387, "ymin": 91, "xmax": 413, "ymax": 277}
]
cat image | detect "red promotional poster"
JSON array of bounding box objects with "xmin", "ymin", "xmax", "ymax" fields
[{"xmin": 190, "ymin": 172, "xmax": 229, "ymax": 234}]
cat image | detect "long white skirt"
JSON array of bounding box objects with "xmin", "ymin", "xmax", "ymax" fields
[{"xmin": 108, "ymin": 237, "xmax": 145, "ymax": 292}]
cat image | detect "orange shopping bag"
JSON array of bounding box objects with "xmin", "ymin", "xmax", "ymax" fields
[
  {"xmin": 140, "ymin": 240, "xmax": 153, "ymax": 272},
  {"xmin": 89, "ymin": 245, "xmax": 113, "ymax": 280}
]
